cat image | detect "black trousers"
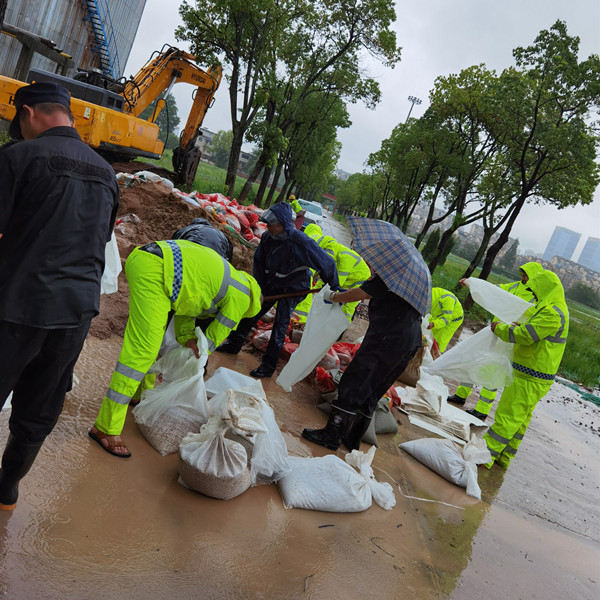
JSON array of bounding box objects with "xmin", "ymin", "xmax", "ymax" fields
[
  {"xmin": 0, "ymin": 320, "xmax": 90, "ymax": 444},
  {"xmin": 226, "ymin": 297, "xmax": 300, "ymax": 372},
  {"xmin": 335, "ymin": 318, "xmax": 420, "ymax": 418}
]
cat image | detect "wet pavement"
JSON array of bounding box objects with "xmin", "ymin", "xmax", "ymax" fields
[{"xmin": 0, "ymin": 328, "xmax": 598, "ymax": 599}]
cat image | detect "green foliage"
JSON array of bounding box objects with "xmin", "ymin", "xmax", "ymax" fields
[
  {"xmin": 139, "ymin": 93, "xmax": 181, "ymax": 150},
  {"xmin": 438, "ymin": 234, "xmax": 457, "ymax": 267},
  {"xmin": 560, "ymin": 308, "xmax": 600, "ymax": 387},
  {"xmin": 420, "ymin": 228, "xmax": 440, "ymax": 262},
  {"xmin": 453, "ymin": 240, "xmax": 481, "ymax": 264},
  {"xmin": 210, "ymin": 130, "xmax": 234, "ymax": 169},
  {"xmin": 566, "ymin": 283, "xmax": 600, "ymax": 310}
]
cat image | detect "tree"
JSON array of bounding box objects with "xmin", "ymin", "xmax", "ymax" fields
[
  {"xmin": 209, "ymin": 130, "xmax": 233, "ymax": 169},
  {"xmin": 178, "ymin": 0, "xmax": 401, "ymax": 201},
  {"xmin": 139, "ymin": 93, "xmax": 181, "ymax": 150},
  {"xmin": 565, "ymin": 283, "xmax": 600, "ymax": 310},
  {"xmin": 420, "ymin": 228, "xmax": 440, "ymax": 263},
  {"xmin": 477, "ymin": 21, "xmax": 600, "ymax": 282},
  {"xmin": 499, "ymin": 239, "xmax": 519, "ymax": 270}
]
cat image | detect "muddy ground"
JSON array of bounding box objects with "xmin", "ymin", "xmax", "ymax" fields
[
  {"xmin": 0, "ymin": 182, "xmax": 598, "ymax": 598},
  {"xmin": 0, "ymin": 323, "xmax": 598, "ymax": 599}
]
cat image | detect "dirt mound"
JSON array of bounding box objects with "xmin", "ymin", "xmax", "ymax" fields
[{"xmin": 89, "ymin": 181, "xmax": 255, "ymax": 340}]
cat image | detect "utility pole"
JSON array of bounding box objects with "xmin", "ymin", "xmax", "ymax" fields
[{"xmin": 406, "ymin": 95, "xmax": 422, "ymax": 122}]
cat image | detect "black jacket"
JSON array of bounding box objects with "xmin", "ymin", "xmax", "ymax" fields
[{"xmin": 0, "ymin": 127, "xmax": 119, "ymax": 327}]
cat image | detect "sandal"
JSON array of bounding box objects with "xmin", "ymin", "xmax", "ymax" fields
[{"xmin": 88, "ymin": 428, "xmax": 131, "ymax": 458}]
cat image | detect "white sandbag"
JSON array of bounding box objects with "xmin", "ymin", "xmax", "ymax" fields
[
  {"xmin": 345, "ymin": 446, "xmax": 396, "ymax": 510},
  {"xmin": 133, "ymin": 328, "xmax": 209, "ymax": 454},
  {"xmin": 400, "ymin": 435, "xmax": 491, "ymax": 500},
  {"xmin": 422, "ymin": 326, "xmax": 514, "ymax": 390},
  {"xmin": 277, "ymin": 286, "xmax": 349, "ymax": 392},
  {"xmin": 205, "ymin": 367, "xmax": 266, "ymax": 399},
  {"xmin": 135, "ymin": 170, "xmax": 174, "ymax": 190},
  {"xmin": 178, "ymin": 419, "xmax": 251, "ymax": 500},
  {"xmin": 465, "ymin": 277, "xmax": 532, "ymax": 323},
  {"xmin": 208, "ymin": 390, "xmax": 290, "ymax": 485},
  {"xmin": 401, "ymin": 372, "xmax": 449, "ymax": 415},
  {"xmin": 158, "ymin": 319, "xmax": 179, "ymax": 357},
  {"xmin": 277, "ymin": 455, "xmax": 372, "ymax": 512},
  {"xmin": 100, "ymin": 232, "xmax": 122, "ymax": 295}
]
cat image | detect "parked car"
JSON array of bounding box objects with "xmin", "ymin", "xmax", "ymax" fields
[{"xmin": 298, "ymin": 199, "xmax": 324, "ymax": 228}]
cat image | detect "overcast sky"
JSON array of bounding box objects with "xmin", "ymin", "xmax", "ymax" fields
[{"xmin": 125, "ymin": 0, "xmax": 600, "ymax": 258}]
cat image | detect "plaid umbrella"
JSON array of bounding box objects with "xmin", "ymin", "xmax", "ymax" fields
[{"xmin": 347, "ymin": 216, "xmax": 432, "ymax": 315}]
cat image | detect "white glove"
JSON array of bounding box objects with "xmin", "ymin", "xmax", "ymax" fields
[{"xmin": 323, "ymin": 290, "xmax": 337, "ymax": 304}]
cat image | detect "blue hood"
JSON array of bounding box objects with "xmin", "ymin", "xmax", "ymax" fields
[{"xmin": 261, "ymin": 202, "xmax": 296, "ymax": 237}]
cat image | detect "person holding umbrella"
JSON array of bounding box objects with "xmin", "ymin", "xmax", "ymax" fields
[{"xmin": 302, "ymin": 217, "xmax": 432, "ymax": 451}]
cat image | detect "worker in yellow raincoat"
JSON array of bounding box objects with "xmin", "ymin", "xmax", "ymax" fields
[
  {"xmin": 484, "ymin": 270, "xmax": 569, "ymax": 469},
  {"xmin": 448, "ymin": 261, "xmax": 544, "ymax": 420},
  {"xmin": 427, "ymin": 287, "xmax": 464, "ymax": 353},
  {"xmin": 288, "ymin": 194, "xmax": 306, "ymax": 230},
  {"xmin": 88, "ymin": 240, "xmax": 262, "ymax": 458},
  {"xmin": 294, "ymin": 224, "xmax": 371, "ymax": 322}
]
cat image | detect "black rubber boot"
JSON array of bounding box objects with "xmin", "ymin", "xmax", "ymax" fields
[
  {"xmin": 249, "ymin": 364, "xmax": 275, "ymax": 378},
  {"xmin": 302, "ymin": 408, "xmax": 356, "ymax": 451},
  {"xmin": 215, "ymin": 339, "xmax": 244, "ymax": 354},
  {"xmin": 342, "ymin": 412, "xmax": 373, "ymax": 452},
  {"xmin": 0, "ymin": 434, "xmax": 43, "ymax": 509},
  {"xmin": 448, "ymin": 394, "xmax": 467, "ymax": 405},
  {"xmin": 466, "ymin": 409, "xmax": 487, "ymax": 422}
]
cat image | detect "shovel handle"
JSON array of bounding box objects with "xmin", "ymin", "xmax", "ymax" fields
[{"xmin": 262, "ymin": 288, "xmax": 322, "ymax": 302}]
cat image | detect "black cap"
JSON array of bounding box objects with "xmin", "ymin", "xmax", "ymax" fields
[{"xmin": 9, "ymin": 81, "xmax": 71, "ymax": 140}]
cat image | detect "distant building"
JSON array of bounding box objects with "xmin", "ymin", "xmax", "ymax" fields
[
  {"xmin": 543, "ymin": 226, "xmax": 581, "ymax": 262},
  {"xmin": 335, "ymin": 167, "xmax": 352, "ymax": 181},
  {"xmin": 578, "ymin": 237, "xmax": 600, "ymax": 274}
]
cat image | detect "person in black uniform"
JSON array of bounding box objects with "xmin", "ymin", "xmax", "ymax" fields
[
  {"xmin": 0, "ymin": 82, "xmax": 119, "ymax": 509},
  {"xmin": 302, "ymin": 274, "xmax": 422, "ymax": 451}
]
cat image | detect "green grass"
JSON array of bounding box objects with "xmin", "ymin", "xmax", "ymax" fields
[{"xmin": 141, "ymin": 151, "xmax": 265, "ymax": 205}]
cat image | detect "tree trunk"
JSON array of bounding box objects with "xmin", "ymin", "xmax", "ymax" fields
[
  {"xmin": 225, "ymin": 124, "xmax": 243, "ymax": 196},
  {"xmin": 255, "ymin": 164, "xmax": 274, "ymax": 207},
  {"xmin": 265, "ymin": 159, "xmax": 285, "ymax": 206},
  {"xmin": 238, "ymin": 151, "xmax": 268, "ymax": 204},
  {"xmin": 478, "ymin": 194, "xmax": 528, "ymax": 281},
  {"xmin": 427, "ymin": 226, "xmax": 456, "ymax": 274}
]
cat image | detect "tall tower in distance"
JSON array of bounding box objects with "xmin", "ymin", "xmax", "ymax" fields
[
  {"xmin": 578, "ymin": 237, "xmax": 600, "ymax": 273},
  {"xmin": 542, "ymin": 226, "xmax": 581, "ymax": 262}
]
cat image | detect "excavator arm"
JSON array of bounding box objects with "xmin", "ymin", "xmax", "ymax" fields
[{"xmin": 122, "ymin": 45, "xmax": 222, "ymax": 186}]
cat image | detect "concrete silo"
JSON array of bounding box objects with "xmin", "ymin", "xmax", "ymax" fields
[{"xmin": 0, "ymin": 0, "xmax": 146, "ymax": 80}]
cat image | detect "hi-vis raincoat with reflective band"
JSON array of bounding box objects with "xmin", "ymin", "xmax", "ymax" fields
[
  {"xmin": 296, "ymin": 224, "xmax": 371, "ymax": 321},
  {"xmin": 483, "ymin": 270, "xmax": 569, "ymax": 468},
  {"xmin": 428, "ymin": 287, "xmax": 464, "ymax": 352},
  {"xmin": 455, "ymin": 261, "xmax": 544, "ymax": 410},
  {"xmin": 289, "ymin": 197, "xmax": 303, "ymax": 214},
  {"xmin": 95, "ymin": 240, "xmax": 262, "ymax": 435}
]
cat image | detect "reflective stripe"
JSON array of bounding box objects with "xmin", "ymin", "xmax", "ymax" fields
[
  {"xmin": 207, "ymin": 339, "xmax": 216, "ymax": 353},
  {"xmin": 106, "ymin": 387, "xmax": 132, "ymax": 405},
  {"xmin": 525, "ymin": 324, "xmax": 540, "ymax": 342},
  {"xmin": 508, "ymin": 325, "xmax": 516, "ymax": 343},
  {"xmin": 165, "ymin": 241, "xmax": 183, "ymax": 302},
  {"xmin": 512, "ymin": 362, "xmax": 555, "ymax": 381},
  {"xmin": 479, "ymin": 396, "xmax": 494, "ymax": 405},
  {"xmin": 513, "ymin": 432, "xmax": 524, "ymax": 440},
  {"xmin": 508, "ymin": 282, "xmax": 519, "ymax": 292},
  {"xmin": 441, "ymin": 317, "xmax": 449, "ymax": 325},
  {"xmin": 294, "ymin": 309, "xmax": 309, "ymax": 316},
  {"xmin": 216, "ymin": 313, "xmax": 237, "ymax": 328},
  {"xmin": 442, "ymin": 310, "xmax": 453, "ymax": 315},
  {"xmin": 265, "ymin": 265, "xmax": 310, "ymax": 278},
  {"xmin": 488, "ymin": 447, "xmax": 500, "ymax": 458},
  {"xmin": 546, "ymin": 306, "xmax": 567, "ymax": 343},
  {"xmin": 487, "ymin": 428, "xmax": 511, "ymax": 445},
  {"xmin": 503, "ymin": 446, "xmax": 517, "ymax": 455},
  {"xmin": 230, "ymin": 278, "xmax": 251, "ymax": 297},
  {"xmin": 338, "ymin": 271, "xmax": 351, "ymax": 277},
  {"xmin": 115, "ymin": 362, "xmax": 145, "ymax": 382},
  {"xmin": 452, "ymin": 316, "xmax": 463, "ymax": 322}
]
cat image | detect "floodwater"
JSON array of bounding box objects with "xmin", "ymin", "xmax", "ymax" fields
[{"xmin": 0, "ymin": 332, "xmax": 598, "ymax": 599}]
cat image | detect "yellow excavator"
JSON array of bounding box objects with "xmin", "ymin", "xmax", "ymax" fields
[{"xmin": 0, "ymin": 45, "xmax": 222, "ymax": 185}]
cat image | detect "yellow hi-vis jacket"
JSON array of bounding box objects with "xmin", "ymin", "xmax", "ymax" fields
[
  {"xmin": 95, "ymin": 240, "xmax": 262, "ymax": 435},
  {"xmin": 301, "ymin": 224, "xmax": 370, "ymax": 321},
  {"xmin": 493, "ymin": 270, "xmax": 568, "ymax": 382},
  {"xmin": 289, "ymin": 197, "xmax": 303, "ymax": 214},
  {"xmin": 429, "ymin": 287, "xmax": 464, "ymax": 352}
]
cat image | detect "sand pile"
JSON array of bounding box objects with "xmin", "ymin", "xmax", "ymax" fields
[{"xmin": 89, "ymin": 180, "xmax": 256, "ymax": 340}]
